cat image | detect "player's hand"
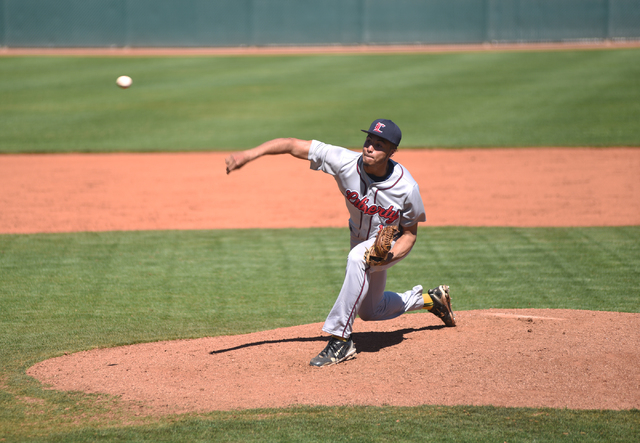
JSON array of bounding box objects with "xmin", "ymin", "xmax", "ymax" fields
[
  {"xmin": 225, "ymin": 152, "xmax": 247, "ymax": 174},
  {"xmin": 380, "ymin": 251, "xmax": 394, "ymax": 266}
]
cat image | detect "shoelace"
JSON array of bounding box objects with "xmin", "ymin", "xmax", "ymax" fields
[{"xmin": 326, "ymin": 339, "xmax": 345, "ymax": 357}]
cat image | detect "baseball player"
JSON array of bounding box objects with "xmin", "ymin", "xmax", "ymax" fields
[{"xmin": 225, "ymin": 119, "xmax": 456, "ymax": 367}]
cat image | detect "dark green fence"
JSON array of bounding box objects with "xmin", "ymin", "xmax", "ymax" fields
[{"xmin": 1, "ymin": 0, "xmax": 639, "ymax": 48}]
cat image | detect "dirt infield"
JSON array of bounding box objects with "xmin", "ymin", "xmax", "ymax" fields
[
  {"xmin": 11, "ymin": 148, "xmax": 640, "ymax": 414},
  {"xmin": 3, "ymin": 40, "xmax": 640, "ymax": 57},
  {"xmin": 2, "ymin": 148, "xmax": 639, "ymax": 233}
]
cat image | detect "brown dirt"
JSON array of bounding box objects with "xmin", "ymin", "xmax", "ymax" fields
[
  {"xmin": 10, "ymin": 148, "xmax": 640, "ymax": 414},
  {"xmin": 3, "ymin": 40, "xmax": 640, "ymax": 57},
  {"xmin": 2, "ymin": 148, "xmax": 639, "ymax": 233},
  {"xmin": 28, "ymin": 310, "xmax": 640, "ymax": 413}
]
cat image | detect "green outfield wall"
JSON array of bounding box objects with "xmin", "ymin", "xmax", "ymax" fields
[{"xmin": 1, "ymin": 0, "xmax": 639, "ymax": 47}]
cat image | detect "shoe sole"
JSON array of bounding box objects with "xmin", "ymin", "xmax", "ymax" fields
[
  {"xmin": 329, "ymin": 346, "xmax": 357, "ymax": 366},
  {"xmin": 328, "ymin": 351, "xmax": 357, "ymax": 367},
  {"xmin": 438, "ymin": 285, "xmax": 456, "ymax": 327}
]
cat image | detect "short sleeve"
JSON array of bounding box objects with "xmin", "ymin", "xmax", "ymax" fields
[
  {"xmin": 308, "ymin": 140, "xmax": 357, "ymax": 176},
  {"xmin": 401, "ymin": 184, "xmax": 427, "ymax": 226}
]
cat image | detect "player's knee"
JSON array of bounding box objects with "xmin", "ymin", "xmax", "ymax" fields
[
  {"xmin": 347, "ymin": 247, "xmax": 366, "ymax": 267},
  {"xmin": 359, "ymin": 311, "xmax": 374, "ymax": 321}
]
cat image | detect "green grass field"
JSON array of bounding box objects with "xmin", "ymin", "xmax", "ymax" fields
[
  {"xmin": 1, "ymin": 49, "xmax": 639, "ymax": 441},
  {"xmin": 1, "ymin": 48, "xmax": 640, "ymax": 153},
  {"xmin": 1, "ymin": 228, "xmax": 639, "ymax": 441}
]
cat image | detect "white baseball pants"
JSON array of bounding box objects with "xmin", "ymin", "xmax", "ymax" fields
[{"xmin": 322, "ymin": 235, "xmax": 425, "ymax": 339}]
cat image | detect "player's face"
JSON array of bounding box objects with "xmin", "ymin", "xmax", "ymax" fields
[{"xmin": 362, "ymin": 134, "xmax": 397, "ymax": 174}]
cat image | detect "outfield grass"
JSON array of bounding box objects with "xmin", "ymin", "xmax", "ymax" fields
[
  {"xmin": 1, "ymin": 227, "xmax": 639, "ymax": 441},
  {"xmin": 1, "ymin": 49, "xmax": 640, "ymax": 153},
  {"xmin": 16, "ymin": 406, "xmax": 640, "ymax": 443}
]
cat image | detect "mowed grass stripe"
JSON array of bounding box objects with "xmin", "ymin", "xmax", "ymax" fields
[
  {"xmin": 26, "ymin": 406, "xmax": 640, "ymax": 443},
  {"xmin": 1, "ymin": 49, "xmax": 639, "ymax": 152}
]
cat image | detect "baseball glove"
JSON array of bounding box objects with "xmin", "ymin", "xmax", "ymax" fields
[{"xmin": 364, "ymin": 225, "xmax": 399, "ymax": 267}]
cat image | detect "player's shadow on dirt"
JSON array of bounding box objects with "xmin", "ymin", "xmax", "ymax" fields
[
  {"xmin": 352, "ymin": 325, "xmax": 443, "ymax": 353},
  {"xmin": 209, "ymin": 336, "xmax": 327, "ymax": 355},
  {"xmin": 208, "ymin": 325, "xmax": 442, "ymax": 355}
]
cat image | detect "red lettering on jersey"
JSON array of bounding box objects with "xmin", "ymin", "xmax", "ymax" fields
[
  {"xmin": 345, "ymin": 189, "xmax": 399, "ymax": 224},
  {"xmin": 373, "ymin": 122, "xmax": 386, "ymax": 133}
]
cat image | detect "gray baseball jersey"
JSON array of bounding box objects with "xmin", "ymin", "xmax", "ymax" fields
[
  {"xmin": 309, "ymin": 140, "xmax": 426, "ymax": 239},
  {"xmin": 308, "ymin": 140, "xmax": 428, "ymax": 338}
]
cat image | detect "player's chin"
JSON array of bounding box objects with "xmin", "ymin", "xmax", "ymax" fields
[{"xmin": 362, "ymin": 155, "xmax": 375, "ymax": 166}]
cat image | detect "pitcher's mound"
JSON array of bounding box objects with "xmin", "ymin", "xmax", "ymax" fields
[{"xmin": 28, "ymin": 309, "xmax": 640, "ymax": 415}]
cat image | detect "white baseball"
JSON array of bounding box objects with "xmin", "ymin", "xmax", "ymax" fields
[{"xmin": 116, "ymin": 75, "xmax": 132, "ymax": 89}]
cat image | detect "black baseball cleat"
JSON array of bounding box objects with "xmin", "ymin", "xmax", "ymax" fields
[
  {"xmin": 310, "ymin": 336, "xmax": 357, "ymax": 367},
  {"xmin": 428, "ymin": 285, "xmax": 456, "ymax": 327}
]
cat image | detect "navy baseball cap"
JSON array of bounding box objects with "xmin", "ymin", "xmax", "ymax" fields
[{"xmin": 361, "ymin": 118, "xmax": 402, "ymax": 146}]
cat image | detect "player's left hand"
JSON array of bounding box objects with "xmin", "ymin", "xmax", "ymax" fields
[
  {"xmin": 364, "ymin": 225, "xmax": 398, "ymax": 267},
  {"xmin": 368, "ymin": 251, "xmax": 395, "ymax": 267}
]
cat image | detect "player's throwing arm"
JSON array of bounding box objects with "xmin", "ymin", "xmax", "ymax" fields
[{"xmin": 225, "ymin": 138, "xmax": 311, "ymax": 174}]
